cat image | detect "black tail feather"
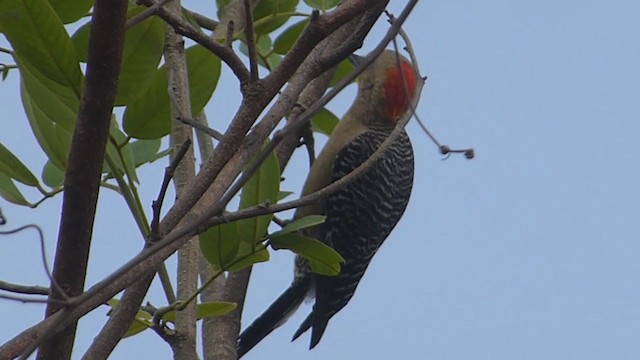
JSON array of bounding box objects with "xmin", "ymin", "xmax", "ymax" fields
[
  {"xmin": 291, "ymin": 313, "xmax": 312, "ymax": 342},
  {"xmin": 237, "ymin": 280, "xmax": 309, "ymax": 358},
  {"xmin": 291, "ymin": 309, "xmax": 329, "ymax": 349},
  {"xmin": 309, "ymin": 318, "xmax": 328, "ymax": 350}
]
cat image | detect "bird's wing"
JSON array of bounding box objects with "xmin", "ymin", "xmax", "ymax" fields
[{"xmin": 293, "ymin": 129, "xmax": 415, "ymax": 348}]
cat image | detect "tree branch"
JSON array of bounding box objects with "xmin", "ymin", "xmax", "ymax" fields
[
  {"xmin": 1, "ymin": 311, "xmax": 62, "ymax": 359},
  {"xmin": 36, "ymin": 0, "xmax": 129, "ymax": 359},
  {"xmin": 163, "ymin": 5, "xmax": 200, "ymax": 356},
  {"xmin": 191, "ymin": 113, "xmax": 229, "ymax": 360},
  {"xmin": 80, "ymin": 141, "xmax": 190, "ymax": 360}
]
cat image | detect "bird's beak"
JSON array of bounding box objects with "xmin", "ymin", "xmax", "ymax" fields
[{"xmin": 348, "ymin": 53, "xmax": 365, "ymax": 67}]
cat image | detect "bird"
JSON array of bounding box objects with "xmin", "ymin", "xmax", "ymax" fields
[{"xmin": 237, "ymin": 49, "xmax": 417, "ymax": 357}]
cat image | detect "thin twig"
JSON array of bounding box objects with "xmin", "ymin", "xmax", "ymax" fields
[
  {"xmin": 0, "ymin": 281, "xmax": 49, "ymax": 296},
  {"xmin": 168, "ymin": 80, "xmax": 224, "ymax": 142},
  {"xmin": 151, "ymin": 139, "xmax": 192, "ymax": 238},
  {"xmin": 0, "ymin": 293, "xmax": 66, "ymax": 305},
  {"xmin": 0, "ymin": 224, "xmax": 69, "ymax": 301},
  {"xmin": 103, "ymin": 150, "xmax": 177, "ymax": 307},
  {"xmin": 183, "ymin": 7, "xmax": 219, "ymax": 31},
  {"xmin": 243, "ymin": 0, "xmax": 259, "ymax": 81},
  {"xmin": 178, "ymin": 116, "xmax": 224, "ymax": 140},
  {"xmin": 388, "ymin": 12, "xmax": 475, "ymax": 160},
  {"xmin": 126, "ymin": 0, "xmax": 175, "ymax": 30},
  {"xmin": 193, "ymin": 112, "xmax": 216, "ymax": 160}
]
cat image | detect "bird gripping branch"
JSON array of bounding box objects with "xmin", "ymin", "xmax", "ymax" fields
[{"xmin": 237, "ymin": 49, "xmax": 417, "ymax": 357}]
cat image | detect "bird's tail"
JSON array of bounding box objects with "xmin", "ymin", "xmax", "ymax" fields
[{"xmin": 237, "ymin": 280, "xmax": 310, "ymax": 358}]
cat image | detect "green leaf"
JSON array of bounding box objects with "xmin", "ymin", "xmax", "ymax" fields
[
  {"xmin": 200, "ymin": 222, "xmax": 240, "ymax": 269},
  {"xmin": 121, "ymin": 69, "xmax": 166, "ymax": 139},
  {"xmin": 0, "ymin": 0, "xmax": 83, "ymax": 96},
  {"xmin": 163, "ymin": 302, "xmax": 237, "ymax": 322},
  {"xmin": 123, "ymin": 317, "xmax": 152, "ymax": 338},
  {"xmin": 107, "ymin": 299, "xmax": 152, "ymax": 338},
  {"xmin": 181, "ymin": 7, "xmax": 200, "ymax": 28},
  {"xmin": 270, "ymin": 215, "xmax": 325, "ymax": 237},
  {"xmin": 308, "ymin": 258, "xmax": 340, "ymax": 276},
  {"xmin": 246, "ymin": 51, "xmax": 282, "ymax": 71},
  {"xmin": 273, "ymin": 19, "xmax": 307, "ymax": 55},
  {"xmin": 1, "ymin": 65, "xmax": 10, "ymax": 80},
  {"xmin": 253, "ymin": 0, "xmax": 299, "ymax": 34},
  {"xmin": 0, "ymin": 173, "xmax": 30, "ymax": 206},
  {"xmin": 71, "ymin": 8, "xmax": 164, "ymax": 105},
  {"xmin": 227, "ymin": 247, "xmax": 270, "ymax": 271},
  {"xmin": 310, "ymin": 107, "xmax": 339, "ymax": 136},
  {"xmin": 49, "ymin": 0, "xmax": 93, "ymax": 24},
  {"xmin": 329, "ymin": 58, "xmax": 355, "ymax": 87},
  {"xmin": 215, "ymin": 0, "xmax": 232, "ymax": 19},
  {"xmin": 270, "ymin": 233, "xmax": 344, "ymax": 276},
  {"xmin": 196, "ymin": 301, "xmax": 237, "ymax": 319},
  {"xmin": 21, "ymin": 81, "xmax": 72, "ymax": 169},
  {"xmin": 304, "ymin": 0, "xmax": 338, "ymax": 11},
  {"xmin": 278, "ymin": 190, "xmax": 293, "ymax": 200},
  {"xmin": 187, "ymin": 45, "xmax": 222, "ymax": 111},
  {"xmin": 124, "ymin": 45, "xmax": 221, "ymax": 139},
  {"xmin": 115, "ymin": 11, "xmax": 164, "ymax": 105},
  {"xmin": 255, "ymin": 34, "xmax": 273, "ymax": 53},
  {"xmin": 17, "ymin": 56, "xmax": 80, "ymax": 132},
  {"xmin": 239, "ymin": 35, "xmax": 281, "ymax": 70},
  {"xmin": 236, "ymin": 150, "xmax": 280, "ymax": 244},
  {"xmin": 130, "ymin": 139, "xmax": 167, "ymax": 167},
  {"xmin": 42, "ymin": 160, "xmax": 64, "ymax": 188},
  {"xmin": 70, "ymin": 21, "xmax": 90, "ymax": 61},
  {"xmin": 0, "ymin": 143, "xmax": 39, "ymax": 186},
  {"xmin": 240, "ymin": 35, "xmax": 271, "ymax": 58}
]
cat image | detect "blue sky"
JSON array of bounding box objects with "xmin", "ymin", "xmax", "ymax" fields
[{"xmin": 1, "ymin": 1, "xmax": 640, "ymax": 359}]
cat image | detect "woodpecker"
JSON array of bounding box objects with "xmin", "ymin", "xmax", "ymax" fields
[{"xmin": 237, "ymin": 50, "xmax": 417, "ymax": 357}]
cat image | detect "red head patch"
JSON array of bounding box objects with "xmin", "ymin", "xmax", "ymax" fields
[{"xmin": 384, "ymin": 60, "xmax": 417, "ymax": 123}]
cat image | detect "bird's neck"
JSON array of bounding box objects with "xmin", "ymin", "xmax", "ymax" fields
[{"xmin": 344, "ymin": 98, "xmax": 396, "ymax": 133}]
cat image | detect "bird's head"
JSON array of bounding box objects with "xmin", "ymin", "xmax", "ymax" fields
[{"xmin": 350, "ymin": 50, "xmax": 418, "ymax": 125}]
